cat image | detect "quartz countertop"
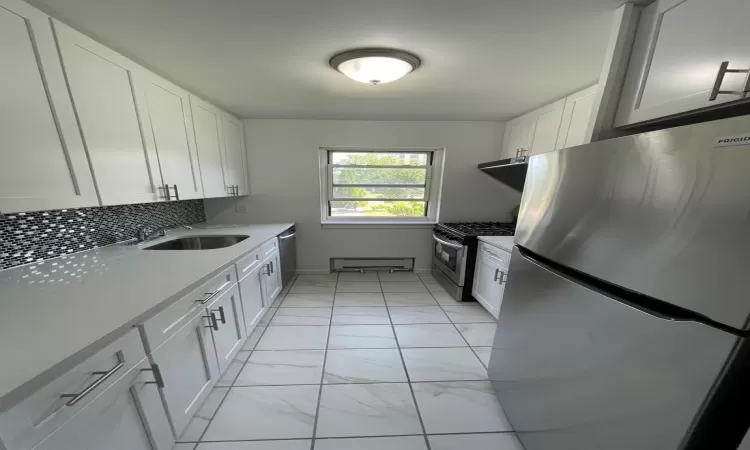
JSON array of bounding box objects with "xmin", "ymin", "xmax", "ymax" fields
[
  {"xmin": 477, "ymin": 236, "xmax": 516, "ymax": 252},
  {"xmin": 0, "ymin": 222, "xmax": 294, "ymax": 412}
]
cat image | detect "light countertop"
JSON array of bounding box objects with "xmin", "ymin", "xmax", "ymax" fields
[
  {"xmin": 477, "ymin": 235, "xmax": 516, "ymax": 252},
  {"xmin": 0, "ymin": 222, "xmax": 293, "ymax": 412}
]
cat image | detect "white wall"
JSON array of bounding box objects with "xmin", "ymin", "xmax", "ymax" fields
[{"xmin": 204, "ymin": 120, "xmax": 521, "ymax": 272}]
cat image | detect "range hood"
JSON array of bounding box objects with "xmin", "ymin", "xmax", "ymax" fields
[{"xmin": 477, "ymin": 157, "xmax": 528, "ymax": 191}]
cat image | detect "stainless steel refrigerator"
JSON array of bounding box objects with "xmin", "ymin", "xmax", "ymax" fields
[{"xmin": 488, "ymin": 115, "xmax": 750, "ymax": 450}]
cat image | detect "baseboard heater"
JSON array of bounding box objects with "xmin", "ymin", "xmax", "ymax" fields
[{"xmin": 330, "ymin": 257, "xmax": 415, "ymax": 273}]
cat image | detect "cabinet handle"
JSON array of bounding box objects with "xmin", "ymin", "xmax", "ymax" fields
[
  {"xmin": 204, "ymin": 313, "xmax": 219, "ymax": 330},
  {"xmin": 498, "ymin": 271, "xmax": 506, "ymax": 284},
  {"xmin": 263, "ymin": 264, "xmax": 271, "ymax": 276},
  {"xmin": 159, "ymin": 184, "xmax": 171, "ymax": 201},
  {"xmin": 515, "ymin": 149, "xmax": 520, "ymax": 158},
  {"xmin": 493, "ymin": 268, "xmax": 500, "ymax": 282},
  {"xmin": 60, "ymin": 362, "xmax": 125, "ymax": 406},
  {"xmin": 197, "ymin": 281, "xmax": 232, "ymax": 304},
  {"xmin": 709, "ymin": 61, "xmax": 750, "ymax": 101},
  {"xmin": 212, "ymin": 306, "xmax": 226, "ymax": 324},
  {"xmin": 270, "ymin": 261, "xmax": 274, "ymax": 274},
  {"xmin": 172, "ymin": 184, "xmax": 180, "ymax": 201},
  {"xmin": 141, "ymin": 363, "xmax": 166, "ymax": 389}
]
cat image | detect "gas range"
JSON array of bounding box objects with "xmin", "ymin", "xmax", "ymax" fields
[{"xmin": 431, "ymin": 221, "xmax": 515, "ymax": 302}]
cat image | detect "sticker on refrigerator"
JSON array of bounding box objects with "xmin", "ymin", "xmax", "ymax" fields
[{"xmin": 714, "ymin": 134, "xmax": 750, "ymax": 147}]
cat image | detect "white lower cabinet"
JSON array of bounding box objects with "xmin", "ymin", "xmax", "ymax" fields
[
  {"xmin": 207, "ymin": 284, "xmax": 245, "ymax": 374},
  {"xmin": 238, "ymin": 263, "xmax": 266, "ymax": 333},
  {"xmin": 261, "ymin": 250, "xmax": 282, "ymax": 305},
  {"xmin": 33, "ymin": 358, "xmax": 173, "ymax": 450},
  {"xmin": 472, "ymin": 242, "xmax": 510, "ymax": 319},
  {"xmin": 149, "ymin": 308, "xmax": 220, "ymax": 438}
]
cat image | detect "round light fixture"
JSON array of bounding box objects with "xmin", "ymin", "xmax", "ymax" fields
[{"xmin": 329, "ymin": 48, "xmax": 421, "ymax": 85}]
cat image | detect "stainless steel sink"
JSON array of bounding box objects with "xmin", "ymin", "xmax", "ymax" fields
[{"xmin": 142, "ymin": 235, "xmax": 249, "ymax": 250}]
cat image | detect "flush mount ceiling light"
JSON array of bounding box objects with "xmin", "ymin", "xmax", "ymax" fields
[{"xmin": 329, "ymin": 48, "xmax": 421, "ymax": 85}]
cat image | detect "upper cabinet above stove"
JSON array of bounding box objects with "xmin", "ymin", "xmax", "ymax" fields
[
  {"xmin": 0, "ymin": 0, "xmax": 249, "ymax": 214},
  {"xmin": 614, "ymin": 0, "xmax": 750, "ymax": 127}
]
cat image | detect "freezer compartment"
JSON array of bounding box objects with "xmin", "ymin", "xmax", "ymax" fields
[{"xmin": 488, "ymin": 246, "xmax": 740, "ymax": 450}]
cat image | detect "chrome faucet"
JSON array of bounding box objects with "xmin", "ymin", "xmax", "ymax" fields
[{"xmin": 136, "ymin": 224, "xmax": 193, "ymax": 243}]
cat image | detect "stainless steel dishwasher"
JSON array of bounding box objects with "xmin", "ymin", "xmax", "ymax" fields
[{"xmin": 278, "ymin": 226, "xmax": 296, "ymax": 288}]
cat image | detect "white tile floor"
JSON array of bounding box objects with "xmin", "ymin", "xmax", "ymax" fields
[{"xmin": 174, "ymin": 272, "xmax": 524, "ymax": 450}]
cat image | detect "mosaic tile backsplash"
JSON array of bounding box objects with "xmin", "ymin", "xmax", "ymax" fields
[{"xmin": 0, "ymin": 200, "xmax": 205, "ymax": 271}]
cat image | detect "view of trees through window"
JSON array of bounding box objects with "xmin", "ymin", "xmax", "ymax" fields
[{"xmin": 330, "ymin": 152, "xmax": 430, "ymax": 217}]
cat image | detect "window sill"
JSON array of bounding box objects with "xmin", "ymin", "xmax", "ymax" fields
[{"xmin": 321, "ymin": 220, "xmax": 437, "ymax": 229}]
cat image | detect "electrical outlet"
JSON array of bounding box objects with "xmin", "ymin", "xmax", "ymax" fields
[{"xmin": 235, "ymin": 203, "xmax": 249, "ymax": 213}]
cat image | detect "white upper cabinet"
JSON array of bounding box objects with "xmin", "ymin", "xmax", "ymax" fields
[
  {"xmin": 529, "ymin": 99, "xmax": 566, "ymax": 156},
  {"xmin": 502, "ymin": 114, "xmax": 536, "ymax": 159},
  {"xmin": 615, "ymin": 0, "xmax": 750, "ymax": 127},
  {"xmin": 221, "ymin": 112, "xmax": 249, "ymax": 196},
  {"xmin": 556, "ymin": 85, "xmax": 598, "ymax": 150},
  {"xmin": 0, "ymin": 0, "xmax": 98, "ymax": 213},
  {"xmin": 54, "ymin": 21, "xmax": 161, "ymax": 206},
  {"xmin": 191, "ymin": 96, "xmax": 229, "ymax": 198},
  {"xmin": 136, "ymin": 73, "xmax": 204, "ymax": 200}
]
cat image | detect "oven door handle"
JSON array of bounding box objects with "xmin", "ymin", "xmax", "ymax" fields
[{"xmin": 432, "ymin": 234, "xmax": 464, "ymax": 250}]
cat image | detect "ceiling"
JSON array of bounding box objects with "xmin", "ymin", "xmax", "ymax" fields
[{"xmin": 29, "ymin": 0, "xmax": 624, "ymax": 121}]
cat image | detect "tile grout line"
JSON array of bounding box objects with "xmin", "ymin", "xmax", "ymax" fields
[
  {"xmin": 380, "ymin": 271, "xmax": 433, "ymax": 450},
  {"xmin": 192, "ymin": 429, "xmax": 517, "ymax": 444},
  {"xmin": 309, "ymin": 271, "xmax": 338, "ymax": 450},
  {"xmin": 188, "ymin": 275, "xmax": 295, "ymax": 448}
]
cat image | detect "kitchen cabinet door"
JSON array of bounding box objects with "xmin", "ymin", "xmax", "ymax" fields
[
  {"xmin": 0, "ymin": 0, "xmax": 98, "ymax": 213},
  {"xmin": 261, "ymin": 251, "xmax": 282, "ymax": 306},
  {"xmin": 503, "ymin": 115, "xmax": 535, "ymax": 159},
  {"xmin": 556, "ymin": 85, "xmax": 598, "ymax": 150},
  {"xmin": 53, "ymin": 21, "xmax": 161, "ymax": 206},
  {"xmin": 150, "ymin": 309, "xmax": 220, "ymax": 437},
  {"xmin": 221, "ymin": 112, "xmax": 249, "ymax": 196},
  {"xmin": 191, "ymin": 96, "xmax": 229, "ymax": 198},
  {"xmin": 238, "ymin": 263, "xmax": 265, "ymax": 334},
  {"xmin": 136, "ymin": 73, "xmax": 204, "ymax": 200},
  {"xmin": 33, "ymin": 359, "xmax": 173, "ymax": 450},
  {"xmin": 529, "ymin": 99, "xmax": 565, "ymax": 156},
  {"xmin": 615, "ymin": 0, "xmax": 750, "ymax": 127},
  {"xmin": 208, "ymin": 284, "xmax": 245, "ymax": 374},
  {"xmin": 472, "ymin": 245, "xmax": 508, "ymax": 319}
]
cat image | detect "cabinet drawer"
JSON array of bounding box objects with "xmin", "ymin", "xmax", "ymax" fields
[
  {"xmin": 0, "ymin": 329, "xmax": 145, "ymax": 450},
  {"xmin": 140, "ymin": 267, "xmax": 236, "ymax": 352},
  {"xmin": 261, "ymin": 238, "xmax": 278, "ymax": 258},
  {"xmin": 478, "ymin": 242, "xmax": 511, "ymax": 268},
  {"xmin": 236, "ymin": 248, "xmax": 263, "ymax": 280}
]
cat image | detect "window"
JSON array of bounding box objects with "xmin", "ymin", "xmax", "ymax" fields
[{"xmin": 319, "ymin": 148, "xmax": 445, "ymax": 224}]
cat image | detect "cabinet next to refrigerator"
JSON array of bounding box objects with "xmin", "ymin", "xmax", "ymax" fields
[{"xmin": 489, "ymin": 115, "xmax": 750, "ymax": 450}]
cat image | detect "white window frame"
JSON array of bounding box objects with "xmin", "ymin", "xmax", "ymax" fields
[{"xmin": 318, "ymin": 147, "xmax": 445, "ymax": 226}]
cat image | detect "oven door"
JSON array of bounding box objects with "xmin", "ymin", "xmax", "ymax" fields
[{"xmin": 432, "ymin": 233, "xmax": 467, "ymax": 286}]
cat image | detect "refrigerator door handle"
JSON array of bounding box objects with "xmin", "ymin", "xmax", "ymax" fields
[{"xmin": 516, "ymin": 246, "xmax": 744, "ymax": 337}]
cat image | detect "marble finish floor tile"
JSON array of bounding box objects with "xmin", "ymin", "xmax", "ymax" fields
[
  {"xmin": 426, "ymin": 284, "xmax": 448, "ymax": 294},
  {"xmin": 236, "ymin": 350, "xmax": 325, "ymax": 385},
  {"xmin": 332, "ymin": 307, "xmax": 391, "ymax": 325},
  {"xmin": 328, "ymin": 325, "xmax": 397, "ymax": 349},
  {"xmin": 418, "ymin": 274, "xmax": 440, "ymax": 284},
  {"xmin": 388, "ymin": 306, "xmax": 450, "ymax": 324},
  {"xmin": 255, "ymin": 326, "xmax": 330, "ymax": 350},
  {"xmin": 257, "ymin": 307, "xmax": 278, "ymax": 327},
  {"xmin": 430, "ymin": 292, "xmax": 463, "ymax": 305},
  {"xmin": 197, "ymin": 441, "xmax": 311, "ymax": 450},
  {"xmin": 401, "ymin": 348, "xmax": 487, "ymax": 381},
  {"xmin": 336, "ymin": 281, "xmax": 382, "ymax": 293},
  {"xmin": 270, "ymin": 307, "xmax": 332, "ymax": 326},
  {"xmin": 315, "ymin": 436, "xmax": 428, "ymax": 450},
  {"xmin": 324, "ymin": 349, "xmax": 407, "ymax": 384},
  {"xmin": 289, "ymin": 280, "xmax": 337, "ymax": 294},
  {"xmin": 455, "ymin": 323, "xmax": 497, "ymax": 347},
  {"xmin": 378, "ymin": 272, "xmax": 421, "ymax": 282},
  {"xmin": 412, "ymin": 381, "xmax": 512, "ymax": 434},
  {"xmin": 384, "ymin": 293, "xmax": 437, "ymax": 306},
  {"xmin": 428, "ymin": 433, "xmax": 524, "ymax": 450},
  {"xmin": 173, "ymin": 444, "xmax": 196, "ymax": 450},
  {"xmin": 393, "ymin": 324, "xmax": 467, "ymax": 348},
  {"xmin": 280, "ymin": 294, "xmax": 335, "ymax": 307},
  {"xmin": 296, "ymin": 274, "xmax": 338, "ymax": 282},
  {"xmin": 442, "ymin": 305, "xmax": 496, "ymax": 323},
  {"xmin": 337, "ymin": 272, "xmax": 379, "ymax": 282},
  {"xmin": 316, "ymin": 383, "xmax": 422, "ymax": 437},
  {"xmin": 334, "ymin": 293, "xmax": 386, "ymax": 306},
  {"xmin": 473, "ymin": 347, "xmax": 492, "ymax": 367},
  {"xmin": 177, "ymin": 387, "xmax": 229, "ymax": 442},
  {"xmin": 216, "ymin": 351, "xmax": 251, "ymax": 386},
  {"xmin": 203, "ymin": 385, "xmax": 319, "ymax": 440},
  {"xmin": 381, "ymin": 282, "xmax": 429, "ymax": 293}
]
